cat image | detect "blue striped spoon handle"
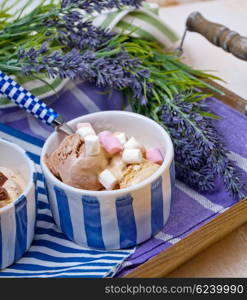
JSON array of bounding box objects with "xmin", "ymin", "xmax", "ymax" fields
[{"xmin": 0, "ymin": 70, "xmax": 74, "ymax": 135}]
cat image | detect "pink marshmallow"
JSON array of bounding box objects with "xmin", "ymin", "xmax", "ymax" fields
[
  {"xmin": 98, "ymin": 131, "xmax": 123, "ymax": 154},
  {"xmin": 76, "ymin": 122, "xmax": 93, "ymax": 130},
  {"xmin": 98, "ymin": 131, "xmax": 112, "ymax": 138},
  {"xmin": 146, "ymin": 148, "xmax": 164, "ymax": 165}
]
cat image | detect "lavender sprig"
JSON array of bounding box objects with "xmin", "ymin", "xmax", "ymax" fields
[
  {"xmin": 44, "ymin": 12, "xmax": 114, "ymax": 50},
  {"xmin": 17, "ymin": 44, "xmax": 150, "ymax": 99},
  {"xmin": 61, "ymin": 0, "xmax": 142, "ymax": 12},
  {"xmin": 159, "ymin": 93, "xmax": 246, "ymax": 199}
]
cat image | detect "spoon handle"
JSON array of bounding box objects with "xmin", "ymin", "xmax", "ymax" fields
[
  {"xmin": 0, "ymin": 70, "xmax": 59, "ymax": 125},
  {"xmin": 0, "ymin": 70, "xmax": 74, "ymax": 135}
]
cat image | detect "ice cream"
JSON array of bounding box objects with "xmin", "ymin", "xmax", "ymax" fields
[
  {"xmin": 119, "ymin": 160, "xmax": 160, "ymax": 189},
  {"xmin": 46, "ymin": 122, "xmax": 163, "ymax": 191},
  {"xmin": 0, "ymin": 167, "xmax": 26, "ymax": 208},
  {"xmin": 45, "ymin": 134, "xmax": 108, "ymax": 190},
  {"xmin": 108, "ymin": 155, "xmax": 126, "ymax": 181}
]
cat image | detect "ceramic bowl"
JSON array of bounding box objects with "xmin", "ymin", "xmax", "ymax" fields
[
  {"xmin": 41, "ymin": 111, "xmax": 175, "ymax": 250},
  {"xmin": 0, "ymin": 138, "xmax": 36, "ymax": 269}
]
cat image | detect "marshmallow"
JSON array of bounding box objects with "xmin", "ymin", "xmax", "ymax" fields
[
  {"xmin": 99, "ymin": 169, "xmax": 118, "ymax": 190},
  {"xmin": 122, "ymin": 149, "xmax": 143, "ymax": 164},
  {"xmin": 98, "ymin": 131, "xmax": 123, "ymax": 154},
  {"xmin": 113, "ymin": 132, "xmax": 127, "ymax": 145},
  {"xmin": 76, "ymin": 123, "xmax": 96, "ymax": 140},
  {"xmin": 98, "ymin": 130, "xmax": 111, "ymax": 138},
  {"xmin": 76, "ymin": 122, "xmax": 93, "ymax": 130},
  {"xmin": 124, "ymin": 137, "xmax": 142, "ymax": 150},
  {"xmin": 84, "ymin": 135, "xmax": 100, "ymax": 156},
  {"xmin": 146, "ymin": 148, "xmax": 163, "ymax": 165},
  {"xmin": 109, "ymin": 155, "xmax": 126, "ymax": 181}
]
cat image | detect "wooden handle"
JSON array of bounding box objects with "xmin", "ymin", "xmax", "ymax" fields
[{"xmin": 186, "ymin": 12, "xmax": 247, "ymax": 61}]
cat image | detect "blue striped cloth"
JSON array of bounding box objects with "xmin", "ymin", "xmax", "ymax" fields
[{"xmin": 0, "ymin": 123, "xmax": 134, "ymax": 278}]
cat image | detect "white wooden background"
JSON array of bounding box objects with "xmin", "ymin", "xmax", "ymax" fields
[{"xmin": 157, "ymin": 0, "xmax": 247, "ymax": 100}]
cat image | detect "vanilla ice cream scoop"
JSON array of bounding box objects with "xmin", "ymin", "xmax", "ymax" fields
[
  {"xmin": 119, "ymin": 160, "xmax": 160, "ymax": 189},
  {"xmin": 46, "ymin": 134, "xmax": 108, "ymax": 190}
]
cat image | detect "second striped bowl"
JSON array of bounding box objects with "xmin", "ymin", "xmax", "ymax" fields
[{"xmin": 0, "ymin": 138, "xmax": 36, "ymax": 269}]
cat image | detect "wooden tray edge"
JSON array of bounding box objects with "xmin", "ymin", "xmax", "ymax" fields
[{"xmin": 124, "ymin": 197, "xmax": 247, "ymax": 277}]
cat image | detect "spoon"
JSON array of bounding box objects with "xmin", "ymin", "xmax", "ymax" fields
[{"xmin": 0, "ymin": 70, "xmax": 75, "ymax": 135}]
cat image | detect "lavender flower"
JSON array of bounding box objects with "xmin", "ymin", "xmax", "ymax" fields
[
  {"xmin": 17, "ymin": 44, "xmax": 150, "ymax": 102},
  {"xmin": 159, "ymin": 93, "xmax": 246, "ymax": 199},
  {"xmin": 40, "ymin": 0, "xmax": 150, "ymax": 98},
  {"xmin": 61, "ymin": 0, "xmax": 143, "ymax": 11},
  {"xmin": 44, "ymin": 12, "xmax": 113, "ymax": 50},
  {"xmin": 19, "ymin": 47, "xmax": 94, "ymax": 78}
]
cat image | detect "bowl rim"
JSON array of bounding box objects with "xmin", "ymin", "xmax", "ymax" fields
[
  {"xmin": 41, "ymin": 111, "xmax": 174, "ymax": 196},
  {"xmin": 0, "ymin": 138, "xmax": 36, "ymax": 214}
]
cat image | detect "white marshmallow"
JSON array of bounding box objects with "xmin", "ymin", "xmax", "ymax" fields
[
  {"xmin": 84, "ymin": 135, "xmax": 100, "ymax": 156},
  {"xmin": 109, "ymin": 155, "xmax": 126, "ymax": 181},
  {"xmin": 122, "ymin": 149, "xmax": 143, "ymax": 164},
  {"xmin": 124, "ymin": 137, "xmax": 142, "ymax": 150},
  {"xmin": 99, "ymin": 169, "xmax": 118, "ymax": 190},
  {"xmin": 76, "ymin": 126, "xmax": 96, "ymax": 140},
  {"xmin": 113, "ymin": 132, "xmax": 127, "ymax": 145}
]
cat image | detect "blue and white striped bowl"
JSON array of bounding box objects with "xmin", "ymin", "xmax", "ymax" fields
[
  {"xmin": 41, "ymin": 111, "xmax": 175, "ymax": 250},
  {"xmin": 0, "ymin": 139, "xmax": 36, "ymax": 269}
]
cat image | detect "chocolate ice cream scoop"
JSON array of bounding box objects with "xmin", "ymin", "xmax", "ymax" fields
[
  {"xmin": 0, "ymin": 187, "xmax": 8, "ymax": 201},
  {"xmin": 46, "ymin": 134, "xmax": 109, "ymax": 190},
  {"xmin": 0, "ymin": 167, "xmax": 25, "ymax": 208},
  {"xmin": 0, "ymin": 172, "xmax": 8, "ymax": 186}
]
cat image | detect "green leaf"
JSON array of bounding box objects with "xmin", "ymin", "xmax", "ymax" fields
[
  {"xmin": 200, "ymin": 111, "xmax": 221, "ymax": 120},
  {"xmin": 0, "ymin": 12, "xmax": 12, "ymax": 18},
  {"xmin": 185, "ymin": 93, "xmax": 213, "ymax": 103}
]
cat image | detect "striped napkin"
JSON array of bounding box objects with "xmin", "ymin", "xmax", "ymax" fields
[
  {"xmin": 0, "ymin": 123, "xmax": 134, "ymax": 278},
  {"xmin": 0, "ymin": 2, "xmax": 178, "ymax": 107}
]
